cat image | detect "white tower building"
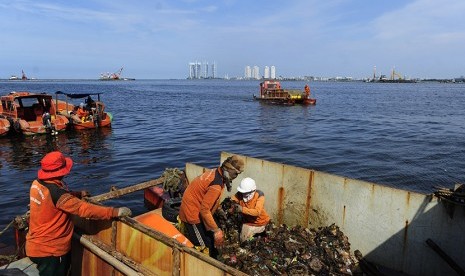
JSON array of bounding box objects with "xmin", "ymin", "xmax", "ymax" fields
[
  {"xmin": 244, "ymin": 66, "xmax": 252, "ymax": 79},
  {"xmin": 264, "ymin": 66, "xmax": 270, "ymax": 79},
  {"xmin": 252, "ymin": 66, "xmax": 260, "ymax": 80},
  {"xmin": 270, "ymin": 66, "xmax": 276, "ymax": 79}
]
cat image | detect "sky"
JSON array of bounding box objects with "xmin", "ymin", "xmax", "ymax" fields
[{"xmin": 1, "ymin": 0, "xmax": 464, "ymax": 79}]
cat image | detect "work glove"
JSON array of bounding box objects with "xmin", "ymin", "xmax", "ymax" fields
[
  {"xmin": 213, "ymin": 229, "xmax": 224, "ymax": 248},
  {"xmin": 234, "ymin": 203, "xmax": 242, "ymax": 213},
  {"xmin": 117, "ymin": 207, "xmax": 132, "ymax": 217}
]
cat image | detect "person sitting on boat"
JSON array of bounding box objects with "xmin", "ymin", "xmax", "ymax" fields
[
  {"xmin": 305, "ymin": 84, "xmax": 311, "ymax": 97},
  {"xmin": 26, "ymin": 151, "xmax": 132, "ymax": 276},
  {"xmin": 230, "ymin": 177, "xmax": 270, "ymax": 243},
  {"xmin": 76, "ymin": 103, "xmax": 89, "ymax": 122},
  {"xmin": 178, "ymin": 155, "xmax": 244, "ymax": 259}
]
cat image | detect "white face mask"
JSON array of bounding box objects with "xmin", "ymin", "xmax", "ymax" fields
[{"xmin": 243, "ymin": 191, "xmax": 255, "ymax": 203}]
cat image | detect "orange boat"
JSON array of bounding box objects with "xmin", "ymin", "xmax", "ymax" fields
[
  {"xmin": 0, "ymin": 92, "xmax": 69, "ymax": 136},
  {"xmin": 254, "ymin": 80, "xmax": 317, "ymax": 105},
  {"xmin": 0, "ymin": 116, "xmax": 11, "ymax": 136},
  {"xmin": 55, "ymin": 91, "xmax": 112, "ymax": 130}
]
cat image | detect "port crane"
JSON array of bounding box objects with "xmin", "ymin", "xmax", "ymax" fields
[
  {"xmin": 390, "ymin": 67, "xmax": 405, "ymax": 80},
  {"xmin": 100, "ymin": 67, "xmax": 123, "ymax": 80}
]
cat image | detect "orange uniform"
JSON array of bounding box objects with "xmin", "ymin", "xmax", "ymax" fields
[
  {"xmin": 179, "ymin": 168, "xmax": 225, "ymax": 231},
  {"xmin": 76, "ymin": 107, "xmax": 88, "ymax": 118},
  {"xmin": 26, "ymin": 179, "xmax": 117, "ymax": 257},
  {"xmin": 232, "ymin": 190, "xmax": 270, "ymax": 227}
]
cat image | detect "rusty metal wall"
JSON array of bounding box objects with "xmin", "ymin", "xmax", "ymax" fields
[{"xmin": 218, "ymin": 152, "xmax": 465, "ymax": 276}]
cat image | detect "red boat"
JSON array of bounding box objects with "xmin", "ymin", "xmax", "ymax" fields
[
  {"xmin": 55, "ymin": 91, "xmax": 112, "ymax": 130},
  {"xmin": 0, "ymin": 92, "xmax": 69, "ymax": 136},
  {"xmin": 254, "ymin": 80, "xmax": 316, "ymax": 105}
]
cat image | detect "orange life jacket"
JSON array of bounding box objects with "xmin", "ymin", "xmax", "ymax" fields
[
  {"xmin": 232, "ymin": 190, "xmax": 270, "ymax": 227},
  {"xmin": 26, "ymin": 179, "xmax": 116, "ymax": 257}
]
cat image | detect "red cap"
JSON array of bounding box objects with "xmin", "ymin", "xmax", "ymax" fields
[{"xmin": 37, "ymin": 151, "xmax": 73, "ymax": 180}]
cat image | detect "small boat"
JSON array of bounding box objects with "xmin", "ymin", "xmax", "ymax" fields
[
  {"xmin": 0, "ymin": 116, "xmax": 11, "ymax": 136},
  {"xmin": 55, "ymin": 91, "xmax": 112, "ymax": 130},
  {"xmin": 254, "ymin": 80, "xmax": 317, "ymax": 105},
  {"xmin": 0, "ymin": 92, "xmax": 69, "ymax": 136}
]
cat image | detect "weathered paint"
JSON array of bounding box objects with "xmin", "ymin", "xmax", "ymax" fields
[
  {"xmin": 69, "ymin": 152, "xmax": 465, "ymax": 276},
  {"xmin": 277, "ymin": 187, "xmax": 285, "ymax": 225},
  {"xmin": 220, "ymin": 152, "xmax": 465, "ymax": 276},
  {"xmin": 303, "ymin": 170, "xmax": 313, "ymax": 226}
]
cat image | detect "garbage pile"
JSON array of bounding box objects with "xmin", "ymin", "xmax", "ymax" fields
[{"xmin": 214, "ymin": 197, "xmax": 363, "ymax": 275}]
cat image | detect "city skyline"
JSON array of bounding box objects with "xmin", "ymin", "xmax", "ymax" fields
[{"xmin": 1, "ymin": 1, "xmax": 464, "ymax": 79}]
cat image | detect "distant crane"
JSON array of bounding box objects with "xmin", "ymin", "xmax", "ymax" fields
[
  {"xmin": 21, "ymin": 70, "xmax": 28, "ymax": 80},
  {"xmin": 390, "ymin": 67, "xmax": 404, "ymax": 80},
  {"xmin": 100, "ymin": 67, "xmax": 123, "ymax": 80}
]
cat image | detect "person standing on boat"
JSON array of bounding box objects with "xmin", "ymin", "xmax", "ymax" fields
[
  {"xmin": 178, "ymin": 155, "xmax": 244, "ymax": 259},
  {"xmin": 305, "ymin": 84, "xmax": 311, "ymax": 97},
  {"xmin": 230, "ymin": 177, "xmax": 270, "ymax": 242},
  {"xmin": 26, "ymin": 151, "xmax": 132, "ymax": 276}
]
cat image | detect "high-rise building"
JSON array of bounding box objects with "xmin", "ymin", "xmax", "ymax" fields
[
  {"xmin": 211, "ymin": 62, "xmax": 217, "ymax": 78},
  {"xmin": 264, "ymin": 66, "xmax": 270, "ymax": 79},
  {"xmin": 244, "ymin": 66, "xmax": 252, "ymax": 79},
  {"xmin": 252, "ymin": 66, "xmax": 260, "ymax": 80},
  {"xmin": 270, "ymin": 66, "xmax": 276, "ymax": 79},
  {"xmin": 188, "ymin": 61, "xmax": 217, "ymax": 79}
]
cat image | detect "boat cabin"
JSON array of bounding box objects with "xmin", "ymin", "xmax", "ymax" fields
[{"xmin": 0, "ymin": 92, "xmax": 55, "ymax": 121}]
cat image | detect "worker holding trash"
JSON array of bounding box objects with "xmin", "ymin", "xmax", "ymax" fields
[
  {"xmin": 179, "ymin": 155, "xmax": 244, "ymax": 258},
  {"xmin": 231, "ymin": 177, "xmax": 270, "ymax": 243},
  {"xmin": 26, "ymin": 151, "xmax": 132, "ymax": 276}
]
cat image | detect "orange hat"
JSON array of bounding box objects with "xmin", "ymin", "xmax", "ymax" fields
[{"xmin": 38, "ymin": 151, "xmax": 73, "ymax": 180}]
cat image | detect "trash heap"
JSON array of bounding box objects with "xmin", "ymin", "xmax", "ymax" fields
[{"xmin": 214, "ymin": 197, "xmax": 363, "ymax": 275}]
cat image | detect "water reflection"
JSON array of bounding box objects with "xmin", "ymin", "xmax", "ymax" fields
[{"xmin": 0, "ymin": 128, "xmax": 113, "ymax": 172}]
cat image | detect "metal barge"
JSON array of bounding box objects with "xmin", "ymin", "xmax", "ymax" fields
[
  {"xmin": 254, "ymin": 80, "xmax": 316, "ymax": 105},
  {"xmin": 3, "ymin": 152, "xmax": 464, "ymax": 275}
]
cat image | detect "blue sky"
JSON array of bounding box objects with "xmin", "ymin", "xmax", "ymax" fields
[{"xmin": 1, "ymin": 0, "xmax": 464, "ymax": 79}]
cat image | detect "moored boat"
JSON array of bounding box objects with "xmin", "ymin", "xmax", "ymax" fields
[
  {"xmin": 0, "ymin": 92, "xmax": 69, "ymax": 136},
  {"xmin": 4, "ymin": 152, "xmax": 464, "ymax": 275},
  {"xmin": 254, "ymin": 80, "xmax": 316, "ymax": 105},
  {"xmin": 0, "ymin": 116, "xmax": 11, "ymax": 136},
  {"xmin": 55, "ymin": 91, "xmax": 112, "ymax": 130}
]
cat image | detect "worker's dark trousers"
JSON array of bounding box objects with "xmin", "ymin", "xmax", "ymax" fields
[
  {"xmin": 184, "ymin": 222, "xmax": 219, "ymax": 259},
  {"xmin": 30, "ymin": 251, "xmax": 71, "ymax": 276}
]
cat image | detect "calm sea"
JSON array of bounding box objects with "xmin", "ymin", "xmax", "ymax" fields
[{"xmin": 1, "ymin": 79, "xmax": 464, "ymax": 243}]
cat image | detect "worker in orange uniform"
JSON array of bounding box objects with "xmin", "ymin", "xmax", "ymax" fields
[
  {"xmin": 26, "ymin": 151, "xmax": 132, "ymax": 275},
  {"xmin": 76, "ymin": 103, "xmax": 89, "ymax": 122},
  {"xmin": 179, "ymin": 155, "xmax": 245, "ymax": 259},
  {"xmin": 231, "ymin": 177, "xmax": 270, "ymax": 242},
  {"xmin": 304, "ymin": 84, "xmax": 311, "ymax": 97}
]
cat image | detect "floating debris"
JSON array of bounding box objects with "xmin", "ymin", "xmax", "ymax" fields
[{"xmin": 214, "ymin": 197, "xmax": 363, "ymax": 275}]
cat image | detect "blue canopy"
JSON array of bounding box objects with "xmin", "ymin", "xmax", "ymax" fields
[{"xmin": 55, "ymin": 91, "xmax": 102, "ymax": 99}]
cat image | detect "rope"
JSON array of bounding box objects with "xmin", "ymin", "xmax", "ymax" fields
[
  {"xmin": 0, "ymin": 219, "xmax": 14, "ymax": 236},
  {"xmin": 161, "ymin": 168, "xmax": 184, "ymax": 196}
]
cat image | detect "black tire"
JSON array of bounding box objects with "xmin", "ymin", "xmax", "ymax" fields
[{"xmin": 162, "ymin": 198, "xmax": 182, "ymax": 223}]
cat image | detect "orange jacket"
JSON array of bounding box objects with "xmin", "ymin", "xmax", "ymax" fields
[
  {"xmin": 76, "ymin": 107, "xmax": 88, "ymax": 118},
  {"xmin": 179, "ymin": 168, "xmax": 225, "ymax": 231},
  {"xmin": 26, "ymin": 179, "xmax": 117, "ymax": 257},
  {"xmin": 232, "ymin": 190, "xmax": 270, "ymax": 227}
]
